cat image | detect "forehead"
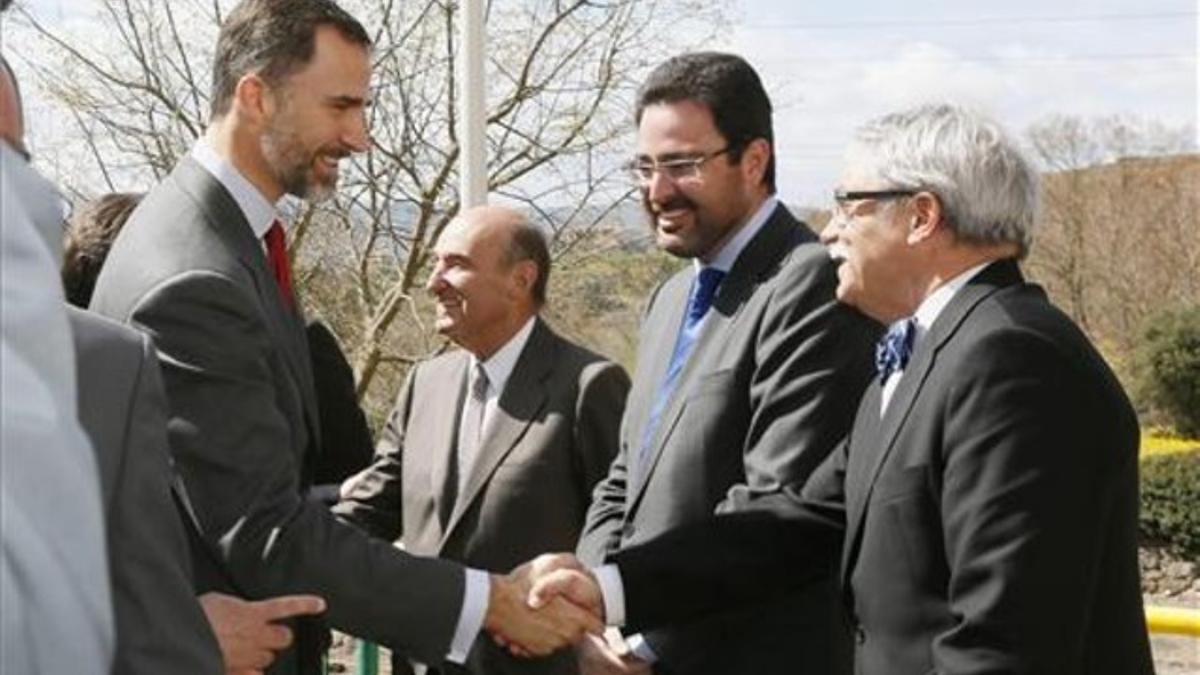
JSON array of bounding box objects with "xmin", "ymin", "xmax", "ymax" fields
[
  {"xmin": 285, "ymin": 25, "xmax": 371, "ymax": 97},
  {"xmin": 435, "ymin": 217, "xmax": 503, "ymax": 257},
  {"xmin": 636, "ymin": 99, "xmax": 722, "ymax": 154}
]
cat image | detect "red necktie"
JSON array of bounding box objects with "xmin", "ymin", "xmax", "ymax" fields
[{"xmin": 264, "ymin": 220, "xmax": 294, "ymax": 309}]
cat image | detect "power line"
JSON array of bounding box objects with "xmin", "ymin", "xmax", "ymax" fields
[{"xmin": 742, "ymin": 10, "xmax": 1197, "ymax": 31}]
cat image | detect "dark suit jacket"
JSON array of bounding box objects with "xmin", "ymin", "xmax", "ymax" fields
[
  {"xmin": 69, "ymin": 306, "xmax": 223, "ymax": 674},
  {"xmin": 335, "ymin": 318, "xmax": 630, "ymax": 675},
  {"xmin": 307, "ymin": 320, "xmax": 374, "ymax": 485},
  {"xmin": 90, "ymin": 157, "xmax": 467, "ymax": 673},
  {"xmin": 611, "ymin": 260, "xmax": 1155, "ymax": 675},
  {"xmin": 578, "ymin": 204, "xmax": 879, "ymax": 674}
]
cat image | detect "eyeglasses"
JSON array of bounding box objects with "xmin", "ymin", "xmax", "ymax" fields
[
  {"xmin": 628, "ymin": 146, "xmax": 731, "ymax": 184},
  {"xmin": 830, "ymin": 189, "xmax": 917, "ymax": 222}
]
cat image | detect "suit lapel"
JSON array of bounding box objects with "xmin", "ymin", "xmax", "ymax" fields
[
  {"xmin": 431, "ymin": 355, "xmax": 470, "ymax": 531},
  {"xmin": 839, "ymin": 260, "xmax": 1024, "ymax": 586},
  {"xmin": 440, "ymin": 320, "xmax": 554, "ymax": 549},
  {"xmin": 173, "ymin": 159, "xmax": 321, "ymax": 456},
  {"xmin": 628, "ymin": 205, "xmax": 806, "ymax": 511}
]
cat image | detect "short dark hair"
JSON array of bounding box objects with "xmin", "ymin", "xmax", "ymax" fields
[
  {"xmin": 62, "ymin": 192, "xmax": 143, "ymax": 308},
  {"xmin": 503, "ymin": 220, "xmax": 551, "ymax": 307},
  {"xmin": 209, "ymin": 0, "xmax": 371, "ymax": 119},
  {"xmin": 636, "ymin": 52, "xmax": 776, "ymax": 193}
]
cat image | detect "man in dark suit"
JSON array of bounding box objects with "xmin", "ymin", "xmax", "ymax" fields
[
  {"xmin": 89, "ymin": 1, "xmax": 597, "ymax": 672},
  {"xmin": 335, "ymin": 206, "xmax": 629, "ymax": 675},
  {"xmin": 530, "ymin": 103, "xmax": 1155, "ymax": 675},
  {"xmin": 574, "ymin": 52, "xmax": 877, "ymax": 675}
]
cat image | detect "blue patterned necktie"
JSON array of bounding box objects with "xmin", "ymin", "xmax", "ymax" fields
[
  {"xmin": 637, "ymin": 267, "xmax": 726, "ymax": 469},
  {"xmin": 875, "ymin": 317, "xmax": 916, "ymax": 382}
]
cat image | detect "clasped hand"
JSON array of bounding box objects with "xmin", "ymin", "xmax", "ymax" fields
[{"xmin": 484, "ymin": 553, "xmax": 607, "ymax": 657}]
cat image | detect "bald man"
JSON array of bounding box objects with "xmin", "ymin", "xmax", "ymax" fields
[{"xmin": 336, "ymin": 207, "xmax": 629, "ymax": 675}]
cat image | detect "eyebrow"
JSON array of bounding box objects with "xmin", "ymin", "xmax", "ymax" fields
[
  {"xmin": 635, "ymin": 151, "xmax": 706, "ymax": 163},
  {"xmin": 326, "ymin": 94, "xmax": 372, "ymax": 108}
]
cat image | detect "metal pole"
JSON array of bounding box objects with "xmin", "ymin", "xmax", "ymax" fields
[{"xmin": 459, "ymin": 0, "xmax": 487, "ymax": 207}]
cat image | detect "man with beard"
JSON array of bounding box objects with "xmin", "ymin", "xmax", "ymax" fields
[
  {"xmin": 573, "ymin": 52, "xmax": 878, "ymax": 675},
  {"xmin": 90, "ymin": 1, "xmax": 600, "ymax": 673}
]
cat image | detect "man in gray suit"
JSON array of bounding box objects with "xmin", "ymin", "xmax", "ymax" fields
[
  {"xmin": 575, "ymin": 52, "xmax": 878, "ymax": 675},
  {"xmin": 90, "ymin": 1, "xmax": 597, "ymax": 672},
  {"xmin": 336, "ymin": 206, "xmax": 630, "ymax": 675}
]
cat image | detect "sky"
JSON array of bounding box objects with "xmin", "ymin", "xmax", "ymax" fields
[{"xmin": 8, "ymin": 0, "xmax": 1199, "ymax": 206}]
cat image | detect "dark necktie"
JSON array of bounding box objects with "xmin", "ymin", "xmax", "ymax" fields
[
  {"xmin": 264, "ymin": 220, "xmax": 294, "ymax": 309},
  {"xmin": 637, "ymin": 267, "xmax": 726, "ymax": 469},
  {"xmin": 875, "ymin": 317, "xmax": 916, "ymax": 382}
]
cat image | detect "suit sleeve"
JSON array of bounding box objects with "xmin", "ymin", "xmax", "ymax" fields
[
  {"xmin": 932, "ymin": 328, "xmax": 1138, "ymax": 673},
  {"xmin": 128, "ymin": 271, "xmax": 465, "ymax": 665},
  {"xmin": 572, "ymin": 361, "xmax": 631, "ymax": 511},
  {"xmin": 108, "ymin": 333, "xmax": 223, "ymax": 674},
  {"xmin": 720, "ymin": 248, "xmax": 879, "ymax": 512},
  {"xmin": 331, "ymin": 367, "xmax": 419, "ymax": 542}
]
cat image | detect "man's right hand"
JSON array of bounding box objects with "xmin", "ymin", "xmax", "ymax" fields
[
  {"xmin": 484, "ymin": 563, "xmax": 603, "ymax": 657},
  {"xmin": 198, "ymin": 592, "xmax": 326, "ymax": 674}
]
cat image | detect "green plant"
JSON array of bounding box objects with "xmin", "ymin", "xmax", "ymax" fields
[
  {"xmin": 1135, "ymin": 305, "xmax": 1200, "ymax": 438},
  {"xmin": 1139, "ymin": 448, "xmax": 1200, "ymax": 560}
]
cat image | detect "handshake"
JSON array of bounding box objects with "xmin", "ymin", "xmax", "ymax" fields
[{"xmin": 483, "ymin": 553, "xmax": 608, "ymax": 657}]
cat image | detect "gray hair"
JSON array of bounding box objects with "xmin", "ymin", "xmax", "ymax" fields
[{"xmin": 846, "ymin": 103, "xmax": 1038, "ymax": 258}]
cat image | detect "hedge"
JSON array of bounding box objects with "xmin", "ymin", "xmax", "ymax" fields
[{"xmin": 1140, "ymin": 448, "xmax": 1200, "ymax": 560}]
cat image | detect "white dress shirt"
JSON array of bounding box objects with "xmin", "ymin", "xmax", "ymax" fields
[
  {"xmin": 189, "ymin": 139, "xmax": 487, "ymax": 664},
  {"xmin": 1, "ymin": 143, "xmax": 114, "ymax": 674}
]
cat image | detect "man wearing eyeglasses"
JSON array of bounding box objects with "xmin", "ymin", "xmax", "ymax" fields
[
  {"xmin": 533, "ymin": 103, "xmax": 1153, "ymax": 675},
  {"xmin": 573, "ymin": 52, "xmax": 878, "ymax": 675}
]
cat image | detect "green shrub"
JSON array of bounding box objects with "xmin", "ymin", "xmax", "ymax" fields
[
  {"xmin": 1135, "ymin": 305, "xmax": 1200, "ymax": 438},
  {"xmin": 1139, "ymin": 449, "xmax": 1200, "ymax": 559}
]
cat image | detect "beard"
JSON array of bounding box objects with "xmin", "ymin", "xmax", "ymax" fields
[{"xmin": 260, "ymin": 121, "xmax": 345, "ymax": 203}]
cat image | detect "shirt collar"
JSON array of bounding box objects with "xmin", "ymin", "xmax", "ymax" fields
[
  {"xmin": 470, "ymin": 316, "xmax": 537, "ymax": 396},
  {"xmin": 911, "ymin": 261, "xmax": 992, "ymax": 339},
  {"xmin": 693, "ymin": 195, "xmax": 779, "ymax": 275},
  {"xmin": 190, "ymin": 139, "xmax": 279, "ymax": 241}
]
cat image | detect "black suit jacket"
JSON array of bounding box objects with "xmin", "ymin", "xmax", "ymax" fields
[
  {"xmin": 337, "ymin": 318, "xmax": 629, "ymax": 675},
  {"xmin": 69, "ymin": 307, "xmax": 223, "ymax": 674},
  {"xmin": 612, "ymin": 260, "xmax": 1154, "ymax": 674},
  {"xmin": 90, "ymin": 157, "xmax": 467, "ymax": 673},
  {"xmin": 580, "ymin": 204, "xmax": 879, "ymax": 674}
]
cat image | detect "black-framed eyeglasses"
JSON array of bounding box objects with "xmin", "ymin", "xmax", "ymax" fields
[
  {"xmin": 831, "ymin": 189, "xmax": 917, "ymax": 222},
  {"xmin": 628, "ymin": 146, "xmax": 732, "ymax": 184}
]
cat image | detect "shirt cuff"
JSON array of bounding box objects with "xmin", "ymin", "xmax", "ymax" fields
[
  {"xmin": 625, "ymin": 633, "xmax": 659, "ymax": 664},
  {"xmin": 446, "ymin": 568, "xmax": 489, "ymax": 664},
  {"xmin": 593, "ymin": 564, "xmax": 625, "ymax": 627}
]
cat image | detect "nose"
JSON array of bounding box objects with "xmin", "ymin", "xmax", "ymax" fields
[
  {"xmin": 819, "ymin": 216, "xmax": 842, "ymax": 245},
  {"xmin": 344, "ymin": 110, "xmax": 371, "ymax": 153},
  {"xmin": 425, "ymin": 265, "xmax": 445, "ymax": 294},
  {"xmin": 644, "ymin": 169, "xmax": 677, "ymax": 205}
]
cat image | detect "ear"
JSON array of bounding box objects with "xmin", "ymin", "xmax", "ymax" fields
[
  {"xmin": 510, "ymin": 259, "xmax": 538, "ymax": 300},
  {"xmin": 232, "ymin": 73, "xmax": 274, "ymax": 127},
  {"xmin": 739, "ymin": 138, "xmax": 771, "ymax": 187},
  {"xmin": 906, "ymin": 191, "xmax": 944, "ymax": 245}
]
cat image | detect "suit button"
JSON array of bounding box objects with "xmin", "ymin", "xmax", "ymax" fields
[
  {"xmin": 621, "ymin": 523, "xmax": 636, "ymax": 539},
  {"xmin": 854, "ymin": 626, "xmax": 866, "ymax": 644}
]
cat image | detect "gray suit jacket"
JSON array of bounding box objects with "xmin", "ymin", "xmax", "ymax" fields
[
  {"xmin": 335, "ymin": 318, "xmax": 630, "ymax": 675},
  {"xmin": 69, "ymin": 306, "xmax": 224, "ymax": 674},
  {"xmin": 90, "ymin": 157, "xmax": 466, "ymax": 672},
  {"xmin": 578, "ymin": 204, "xmax": 879, "ymax": 674}
]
